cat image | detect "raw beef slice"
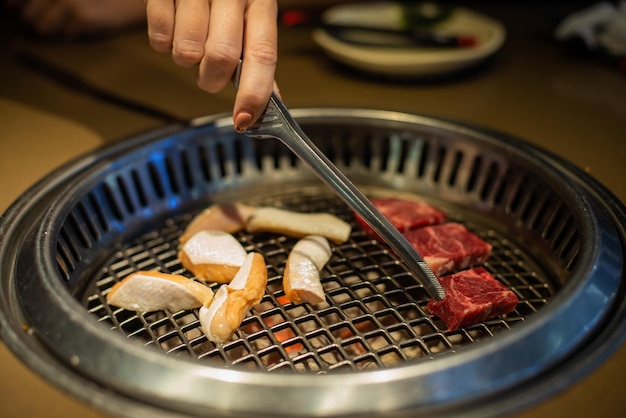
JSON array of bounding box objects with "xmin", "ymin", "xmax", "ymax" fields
[
  {"xmin": 355, "ymin": 197, "xmax": 446, "ymax": 236},
  {"xmin": 403, "ymin": 222, "xmax": 491, "ymax": 276},
  {"xmin": 427, "ymin": 267, "xmax": 518, "ymax": 331}
]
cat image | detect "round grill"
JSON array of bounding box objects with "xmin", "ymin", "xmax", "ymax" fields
[{"xmin": 1, "ymin": 109, "xmax": 624, "ymax": 418}]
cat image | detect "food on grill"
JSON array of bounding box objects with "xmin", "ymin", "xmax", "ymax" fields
[
  {"xmin": 178, "ymin": 230, "xmax": 248, "ymax": 283},
  {"xmin": 179, "ymin": 203, "xmax": 256, "ymax": 244},
  {"xmin": 106, "ymin": 271, "xmax": 214, "ymax": 312},
  {"xmin": 403, "ymin": 222, "xmax": 492, "ymax": 276},
  {"xmin": 426, "ymin": 267, "xmax": 518, "ymax": 330},
  {"xmin": 245, "ymin": 207, "xmax": 351, "ymax": 244},
  {"xmin": 199, "ymin": 252, "xmax": 268, "ymax": 343},
  {"xmin": 355, "ymin": 197, "xmax": 446, "ymax": 236},
  {"xmin": 283, "ymin": 235, "xmax": 332, "ymax": 305}
]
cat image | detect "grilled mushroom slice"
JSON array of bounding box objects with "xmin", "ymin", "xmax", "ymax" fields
[
  {"xmin": 283, "ymin": 235, "xmax": 331, "ymax": 305},
  {"xmin": 179, "ymin": 203, "xmax": 256, "ymax": 244},
  {"xmin": 178, "ymin": 230, "xmax": 247, "ymax": 283},
  {"xmin": 107, "ymin": 271, "xmax": 213, "ymax": 312},
  {"xmin": 199, "ymin": 252, "xmax": 268, "ymax": 343},
  {"xmin": 245, "ymin": 207, "xmax": 351, "ymax": 244}
]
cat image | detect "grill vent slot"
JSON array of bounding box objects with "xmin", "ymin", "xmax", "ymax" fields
[
  {"xmin": 56, "ymin": 241, "xmax": 73, "ymax": 282},
  {"xmin": 116, "ymin": 175, "xmax": 136, "ymax": 215},
  {"xmin": 200, "ymin": 141, "xmax": 224, "ymax": 181},
  {"xmin": 102, "ymin": 182, "xmax": 125, "ymax": 221},
  {"xmin": 147, "ymin": 162, "xmax": 166, "ymax": 199},
  {"xmin": 164, "ymin": 156, "xmax": 181, "ymax": 195},
  {"xmin": 556, "ymin": 223, "xmax": 579, "ymax": 265},
  {"xmin": 83, "ymin": 193, "xmax": 108, "ymax": 235},
  {"xmin": 55, "ymin": 195, "xmax": 113, "ymax": 281},
  {"xmin": 417, "ymin": 140, "xmax": 430, "ymax": 178},
  {"xmin": 378, "ymin": 135, "xmax": 390, "ymax": 172},
  {"xmin": 252, "ymin": 137, "xmax": 296, "ymax": 171},
  {"xmin": 131, "ymin": 170, "xmax": 148, "ymax": 208},
  {"xmin": 198, "ymin": 144, "xmax": 213, "ymax": 182},
  {"xmin": 65, "ymin": 210, "xmax": 92, "ymax": 250},
  {"xmin": 343, "ymin": 131, "xmax": 358, "ymax": 168},
  {"xmin": 480, "ymin": 161, "xmax": 501, "ymax": 201},
  {"xmin": 433, "ymin": 145, "xmax": 447, "ymax": 183},
  {"xmin": 395, "ymin": 135, "xmax": 411, "ymax": 175},
  {"xmin": 543, "ymin": 202, "xmax": 566, "ymax": 241},
  {"xmin": 505, "ymin": 173, "xmax": 527, "ymax": 214},
  {"xmin": 361, "ymin": 132, "xmax": 373, "ymax": 169},
  {"xmin": 529, "ymin": 193, "xmax": 553, "ymax": 232},
  {"xmin": 74, "ymin": 200, "xmax": 100, "ymax": 244},
  {"xmin": 548, "ymin": 210, "xmax": 573, "ymax": 249},
  {"xmin": 518, "ymin": 185, "xmax": 539, "ymax": 224},
  {"xmin": 233, "ymin": 139, "xmax": 244, "ymax": 174},
  {"xmin": 466, "ymin": 155, "xmax": 483, "ymax": 192},
  {"xmin": 446, "ymin": 150, "xmax": 464, "ymax": 187},
  {"xmin": 179, "ymin": 150, "xmax": 195, "ymax": 190},
  {"xmin": 56, "ymin": 229, "xmax": 79, "ymax": 282},
  {"xmin": 492, "ymin": 167, "xmax": 512, "ymax": 207},
  {"xmin": 381, "ymin": 133, "xmax": 414, "ymax": 175},
  {"xmin": 402, "ymin": 138, "xmax": 424, "ymax": 179},
  {"xmin": 216, "ymin": 142, "xmax": 229, "ymax": 178}
]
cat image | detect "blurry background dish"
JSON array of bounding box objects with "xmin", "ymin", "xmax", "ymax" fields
[{"xmin": 312, "ymin": 1, "xmax": 506, "ymax": 78}]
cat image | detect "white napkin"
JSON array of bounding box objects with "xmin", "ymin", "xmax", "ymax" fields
[{"xmin": 555, "ymin": 1, "xmax": 626, "ymax": 57}]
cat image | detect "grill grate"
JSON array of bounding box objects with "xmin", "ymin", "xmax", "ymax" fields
[{"xmin": 83, "ymin": 188, "xmax": 553, "ymax": 372}]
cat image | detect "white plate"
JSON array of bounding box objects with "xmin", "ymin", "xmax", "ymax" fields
[{"xmin": 312, "ymin": 2, "xmax": 506, "ymax": 78}]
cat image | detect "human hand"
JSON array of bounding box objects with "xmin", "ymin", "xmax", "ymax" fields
[
  {"xmin": 7, "ymin": 0, "xmax": 146, "ymax": 38},
  {"xmin": 145, "ymin": 0, "xmax": 278, "ymax": 132}
]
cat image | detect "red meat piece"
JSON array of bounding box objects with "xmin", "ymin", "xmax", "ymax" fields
[
  {"xmin": 427, "ymin": 267, "xmax": 518, "ymax": 331},
  {"xmin": 403, "ymin": 222, "xmax": 491, "ymax": 276},
  {"xmin": 355, "ymin": 197, "xmax": 446, "ymax": 237}
]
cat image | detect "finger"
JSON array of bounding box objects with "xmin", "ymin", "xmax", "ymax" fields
[
  {"xmin": 171, "ymin": 0, "xmax": 210, "ymax": 66},
  {"xmin": 196, "ymin": 0, "xmax": 246, "ymax": 94},
  {"xmin": 233, "ymin": 0, "xmax": 278, "ymax": 132},
  {"xmin": 145, "ymin": 0, "xmax": 175, "ymax": 53}
]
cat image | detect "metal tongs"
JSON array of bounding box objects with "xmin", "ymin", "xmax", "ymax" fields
[{"xmin": 232, "ymin": 60, "xmax": 445, "ymax": 301}]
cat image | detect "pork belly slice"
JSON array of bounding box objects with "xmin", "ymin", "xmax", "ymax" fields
[
  {"xmin": 426, "ymin": 267, "xmax": 518, "ymax": 331},
  {"xmin": 178, "ymin": 230, "xmax": 247, "ymax": 283},
  {"xmin": 179, "ymin": 203, "xmax": 256, "ymax": 244},
  {"xmin": 403, "ymin": 222, "xmax": 492, "ymax": 276},
  {"xmin": 107, "ymin": 271, "xmax": 213, "ymax": 312},
  {"xmin": 199, "ymin": 252, "xmax": 268, "ymax": 343},
  {"xmin": 283, "ymin": 235, "xmax": 332, "ymax": 305},
  {"xmin": 355, "ymin": 197, "xmax": 446, "ymax": 236},
  {"xmin": 245, "ymin": 207, "xmax": 351, "ymax": 244}
]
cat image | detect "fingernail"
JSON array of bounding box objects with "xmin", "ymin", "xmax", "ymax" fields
[{"xmin": 234, "ymin": 111, "xmax": 253, "ymax": 133}]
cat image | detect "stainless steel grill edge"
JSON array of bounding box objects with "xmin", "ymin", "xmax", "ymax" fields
[{"xmin": 0, "ymin": 109, "xmax": 624, "ymax": 418}]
